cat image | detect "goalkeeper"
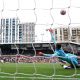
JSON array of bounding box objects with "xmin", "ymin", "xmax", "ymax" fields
[{"xmin": 39, "ymin": 28, "xmax": 80, "ymax": 69}]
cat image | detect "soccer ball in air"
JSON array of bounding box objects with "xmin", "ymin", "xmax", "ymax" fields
[{"xmin": 60, "ymin": 10, "xmax": 66, "ymax": 15}]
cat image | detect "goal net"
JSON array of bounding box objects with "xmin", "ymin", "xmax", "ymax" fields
[{"xmin": 0, "ymin": 0, "xmax": 80, "ymax": 80}]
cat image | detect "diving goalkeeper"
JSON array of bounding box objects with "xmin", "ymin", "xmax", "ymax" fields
[{"xmin": 39, "ymin": 28, "xmax": 80, "ymax": 69}]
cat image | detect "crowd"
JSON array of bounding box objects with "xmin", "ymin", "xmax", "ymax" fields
[{"xmin": 0, "ymin": 55, "xmax": 58, "ymax": 63}]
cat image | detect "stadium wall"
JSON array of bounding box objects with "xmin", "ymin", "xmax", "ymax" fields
[{"xmin": 0, "ymin": 42, "xmax": 80, "ymax": 56}]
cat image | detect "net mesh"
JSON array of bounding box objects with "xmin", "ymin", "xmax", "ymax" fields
[{"xmin": 0, "ymin": 0, "xmax": 80, "ymax": 80}]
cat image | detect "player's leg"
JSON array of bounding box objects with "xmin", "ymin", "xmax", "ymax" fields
[
  {"xmin": 63, "ymin": 53, "xmax": 80, "ymax": 68},
  {"xmin": 68, "ymin": 57, "xmax": 80, "ymax": 68},
  {"xmin": 59, "ymin": 56, "xmax": 79, "ymax": 69},
  {"xmin": 58, "ymin": 59, "xmax": 71, "ymax": 69}
]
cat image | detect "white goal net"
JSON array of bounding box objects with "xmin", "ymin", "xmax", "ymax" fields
[{"xmin": 0, "ymin": 0, "xmax": 80, "ymax": 80}]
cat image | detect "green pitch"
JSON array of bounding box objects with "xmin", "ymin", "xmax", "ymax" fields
[{"xmin": 0, "ymin": 63, "xmax": 80, "ymax": 80}]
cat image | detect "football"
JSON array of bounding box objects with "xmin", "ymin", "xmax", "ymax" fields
[{"xmin": 60, "ymin": 10, "xmax": 66, "ymax": 15}]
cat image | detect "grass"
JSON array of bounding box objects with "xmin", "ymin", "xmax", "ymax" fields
[{"xmin": 0, "ymin": 63, "xmax": 80, "ymax": 80}]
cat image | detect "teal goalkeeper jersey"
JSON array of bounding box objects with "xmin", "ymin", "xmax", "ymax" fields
[
  {"xmin": 44, "ymin": 49, "xmax": 78, "ymax": 66},
  {"xmin": 55, "ymin": 49, "xmax": 78, "ymax": 66}
]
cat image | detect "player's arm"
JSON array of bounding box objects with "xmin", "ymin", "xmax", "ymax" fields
[
  {"xmin": 38, "ymin": 51, "xmax": 58, "ymax": 58},
  {"xmin": 46, "ymin": 28, "xmax": 56, "ymax": 46}
]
